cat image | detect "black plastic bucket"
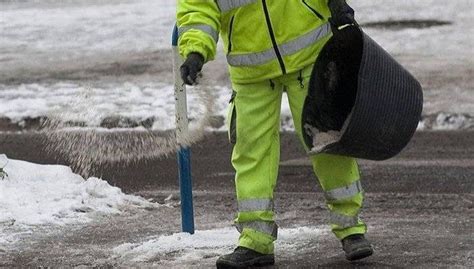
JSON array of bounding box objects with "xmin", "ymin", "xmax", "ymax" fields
[{"xmin": 302, "ymin": 25, "xmax": 423, "ymax": 160}]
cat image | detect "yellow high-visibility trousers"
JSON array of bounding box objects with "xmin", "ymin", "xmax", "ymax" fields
[{"xmin": 227, "ymin": 65, "xmax": 367, "ymax": 254}]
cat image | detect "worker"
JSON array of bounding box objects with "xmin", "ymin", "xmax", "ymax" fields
[{"xmin": 177, "ymin": 0, "xmax": 373, "ymax": 267}]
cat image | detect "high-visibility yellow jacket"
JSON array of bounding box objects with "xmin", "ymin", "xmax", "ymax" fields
[{"xmin": 177, "ymin": 0, "xmax": 333, "ymax": 84}]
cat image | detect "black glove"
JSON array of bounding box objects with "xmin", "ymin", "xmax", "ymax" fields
[
  {"xmin": 328, "ymin": 0, "xmax": 355, "ymax": 28},
  {"xmin": 180, "ymin": 52, "xmax": 204, "ymax": 85}
]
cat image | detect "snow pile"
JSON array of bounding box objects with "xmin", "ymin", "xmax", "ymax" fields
[
  {"xmin": 0, "ymin": 82, "xmax": 175, "ymax": 128},
  {"xmin": 112, "ymin": 226, "xmax": 326, "ymax": 265},
  {"xmin": 418, "ymin": 113, "xmax": 474, "ymax": 130},
  {"xmin": 433, "ymin": 113, "xmax": 473, "ymax": 130},
  {"xmin": 0, "ymin": 154, "xmax": 156, "ymax": 227},
  {"xmin": 0, "ymin": 82, "xmax": 230, "ymax": 131}
]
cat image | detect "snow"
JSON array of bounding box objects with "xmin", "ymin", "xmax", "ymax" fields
[
  {"xmin": 0, "ymin": 0, "xmax": 473, "ymax": 131},
  {"xmin": 0, "ymin": 154, "xmax": 157, "ymax": 244},
  {"xmin": 112, "ymin": 226, "xmax": 326, "ymax": 266},
  {"xmin": 353, "ymin": 0, "xmax": 474, "ymax": 63},
  {"xmin": 1, "ymin": 0, "xmax": 471, "ymax": 67},
  {"xmin": 0, "ymin": 82, "xmax": 230, "ymax": 130},
  {"xmin": 0, "ymin": 0, "xmax": 176, "ymax": 69},
  {"xmin": 433, "ymin": 113, "xmax": 474, "ymax": 130}
]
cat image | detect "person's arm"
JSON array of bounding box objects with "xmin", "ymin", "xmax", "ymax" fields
[{"xmin": 177, "ymin": 1, "xmax": 221, "ymax": 85}]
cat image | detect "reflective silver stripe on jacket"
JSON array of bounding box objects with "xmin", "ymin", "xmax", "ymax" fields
[
  {"xmin": 178, "ymin": 24, "xmax": 219, "ymax": 43},
  {"xmin": 235, "ymin": 221, "xmax": 278, "ymax": 238},
  {"xmin": 324, "ymin": 180, "xmax": 363, "ymax": 202},
  {"xmin": 216, "ymin": 0, "xmax": 257, "ymax": 12},
  {"xmin": 238, "ymin": 199, "xmax": 274, "ymax": 212},
  {"xmin": 329, "ymin": 212, "xmax": 359, "ymax": 228},
  {"xmin": 227, "ymin": 48, "xmax": 276, "ymax": 67},
  {"xmin": 227, "ymin": 22, "xmax": 331, "ymax": 66}
]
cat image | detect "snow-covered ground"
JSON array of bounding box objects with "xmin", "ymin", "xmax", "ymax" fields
[
  {"xmin": 0, "ymin": 154, "xmax": 331, "ymax": 266},
  {"xmin": 0, "ymin": 0, "xmax": 176, "ymax": 68},
  {"xmin": 0, "ymin": 82, "xmax": 230, "ymax": 130},
  {"xmin": 0, "ymin": 0, "xmax": 473, "ymax": 131},
  {"xmin": 112, "ymin": 226, "xmax": 327, "ymax": 267},
  {"xmin": 0, "ymin": 154, "xmax": 157, "ymax": 247},
  {"xmin": 1, "ymin": 0, "xmax": 471, "ymax": 71}
]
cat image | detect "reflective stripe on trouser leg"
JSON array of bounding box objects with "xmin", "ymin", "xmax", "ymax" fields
[
  {"xmin": 315, "ymin": 160, "xmax": 366, "ymax": 239},
  {"xmin": 235, "ymin": 221, "xmax": 278, "ymax": 238},
  {"xmin": 231, "ymin": 80, "xmax": 282, "ymax": 255},
  {"xmin": 324, "ymin": 180, "xmax": 363, "ymax": 202},
  {"xmin": 326, "ymin": 192, "xmax": 366, "ymax": 239},
  {"xmin": 238, "ymin": 198, "xmax": 274, "ymax": 212},
  {"xmin": 284, "ymin": 65, "xmax": 367, "ymax": 240}
]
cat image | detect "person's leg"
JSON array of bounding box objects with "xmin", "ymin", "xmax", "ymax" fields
[
  {"xmin": 284, "ymin": 66, "xmax": 367, "ymax": 240},
  {"xmin": 228, "ymin": 79, "xmax": 283, "ymax": 255}
]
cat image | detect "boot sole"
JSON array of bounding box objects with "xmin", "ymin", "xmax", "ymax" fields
[
  {"xmin": 216, "ymin": 255, "xmax": 275, "ymax": 269},
  {"xmin": 345, "ymin": 246, "xmax": 374, "ymax": 261}
]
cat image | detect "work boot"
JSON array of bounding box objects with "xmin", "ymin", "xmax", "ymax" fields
[
  {"xmin": 216, "ymin": 246, "xmax": 275, "ymax": 268},
  {"xmin": 341, "ymin": 234, "xmax": 373, "ymax": 261}
]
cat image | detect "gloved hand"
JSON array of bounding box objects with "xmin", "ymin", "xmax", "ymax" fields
[
  {"xmin": 180, "ymin": 52, "xmax": 204, "ymax": 85},
  {"xmin": 328, "ymin": 0, "xmax": 355, "ymax": 28}
]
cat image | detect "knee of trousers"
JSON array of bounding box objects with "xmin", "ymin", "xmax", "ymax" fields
[
  {"xmin": 232, "ymin": 137, "xmax": 280, "ymax": 199},
  {"xmin": 311, "ymin": 153, "xmax": 360, "ymax": 190}
]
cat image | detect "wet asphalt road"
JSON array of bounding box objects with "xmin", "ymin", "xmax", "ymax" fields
[
  {"xmin": 0, "ymin": 131, "xmax": 473, "ymax": 194},
  {"xmin": 0, "ymin": 131, "xmax": 473, "ymax": 268}
]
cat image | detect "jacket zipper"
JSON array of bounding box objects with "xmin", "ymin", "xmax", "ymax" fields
[
  {"xmin": 302, "ymin": 0, "xmax": 325, "ymax": 20},
  {"xmin": 261, "ymin": 0, "xmax": 286, "ymax": 74},
  {"xmin": 227, "ymin": 15, "xmax": 235, "ymax": 53}
]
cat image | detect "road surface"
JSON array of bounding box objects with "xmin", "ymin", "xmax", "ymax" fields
[{"xmin": 0, "ymin": 131, "xmax": 473, "ymax": 268}]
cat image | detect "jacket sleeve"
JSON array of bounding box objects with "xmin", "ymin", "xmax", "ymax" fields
[{"xmin": 177, "ymin": 0, "xmax": 221, "ymax": 62}]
